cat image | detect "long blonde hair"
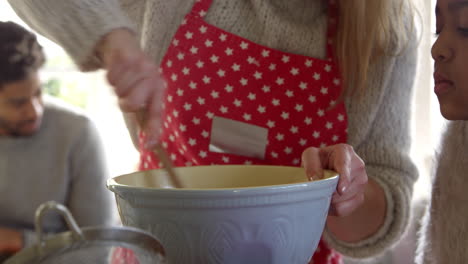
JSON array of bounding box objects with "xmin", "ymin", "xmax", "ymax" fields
[{"xmin": 336, "ymin": 0, "xmax": 415, "ymax": 96}]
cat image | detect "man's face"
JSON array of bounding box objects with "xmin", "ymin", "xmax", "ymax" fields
[
  {"xmin": 432, "ymin": 0, "xmax": 468, "ymax": 120},
  {"xmin": 0, "ymin": 72, "xmax": 44, "ymax": 137}
]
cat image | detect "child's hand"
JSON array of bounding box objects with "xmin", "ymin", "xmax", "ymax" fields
[
  {"xmin": 301, "ymin": 144, "xmax": 368, "ymax": 217},
  {"xmin": 98, "ymin": 29, "xmax": 166, "ymax": 149}
]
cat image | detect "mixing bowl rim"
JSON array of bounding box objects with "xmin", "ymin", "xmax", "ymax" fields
[{"xmin": 107, "ymin": 165, "xmax": 339, "ymax": 196}]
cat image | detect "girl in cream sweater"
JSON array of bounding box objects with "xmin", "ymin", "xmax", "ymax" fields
[{"xmin": 417, "ymin": 0, "xmax": 468, "ymax": 263}]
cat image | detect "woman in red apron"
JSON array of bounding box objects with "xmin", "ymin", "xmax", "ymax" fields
[
  {"xmin": 7, "ymin": 0, "xmax": 416, "ymax": 262},
  {"xmin": 136, "ymin": 0, "xmax": 345, "ymax": 263}
]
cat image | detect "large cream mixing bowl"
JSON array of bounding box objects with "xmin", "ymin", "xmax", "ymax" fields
[{"xmin": 107, "ymin": 165, "xmax": 338, "ymax": 264}]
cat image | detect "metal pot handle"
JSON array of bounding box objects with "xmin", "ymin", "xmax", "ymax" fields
[{"xmin": 34, "ymin": 201, "xmax": 84, "ymax": 252}]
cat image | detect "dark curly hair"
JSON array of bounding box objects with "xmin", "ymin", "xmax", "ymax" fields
[{"xmin": 0, "ymin": 21, "xmax": 45, "ymax": 89}]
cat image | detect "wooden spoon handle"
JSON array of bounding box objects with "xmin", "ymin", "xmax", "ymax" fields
[
  {"xmin": 153, "ymin": 144, "xmax": 183, "ymax": 188},
  {"xmin": 137, "ymin": 111, "xmax": 182, "ymax": 188}
]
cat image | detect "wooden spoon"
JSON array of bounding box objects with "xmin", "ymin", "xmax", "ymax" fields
[{"xmin": 137, "ymin": 112, "xmax": 182, "ymax": 188}]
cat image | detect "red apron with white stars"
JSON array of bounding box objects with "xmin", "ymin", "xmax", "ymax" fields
[{"xmin": 137, "ymin": 0, "xmax": 348, "ymax": 263}]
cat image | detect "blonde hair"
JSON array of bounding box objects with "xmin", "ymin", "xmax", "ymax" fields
[{"xmin": 336, "ymin": 0, "xmax": 415, "ymax": 96}]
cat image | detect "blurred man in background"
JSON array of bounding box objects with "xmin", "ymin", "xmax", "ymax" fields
[{"xmin": 0, "ymin": 21, "xmax": 113, "ymax": 259}]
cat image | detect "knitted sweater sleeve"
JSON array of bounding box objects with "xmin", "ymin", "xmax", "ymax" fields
[
  {"xmin": 323, "ymin": 31, "xmax": 419, "ymax": 258},
  {"xmin": 7, "ymin": 0, "xmax": 137, "ymax": 71}
]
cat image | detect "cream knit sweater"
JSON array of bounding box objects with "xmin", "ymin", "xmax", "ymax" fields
[
  {"xmin": 7, "ymin": 0, "xmax": 419, "ymax": 259},
  {"xmin": 416, "ymin": 121, "xmax": 468, "ymax": 264}
]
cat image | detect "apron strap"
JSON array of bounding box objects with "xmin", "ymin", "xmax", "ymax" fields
[
  {"xmin": 326, "ymin": 0, "xmax": 339, "ymax": 59},
  {"xmin": 190, "ymin": 0, "xmax": 213, "ymax": 18}
]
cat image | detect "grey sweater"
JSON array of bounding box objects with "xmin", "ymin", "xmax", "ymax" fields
[
  {"xmin": 416, "ymin": 121, "xmax": 468, "ymax": 264},
  {"xmin": 0, "ymin": 97, "xmax": 113, "ymax": 247},
  {"xmin": 7, "ymin": 0, "xmax": 418, "ymax": 258}
]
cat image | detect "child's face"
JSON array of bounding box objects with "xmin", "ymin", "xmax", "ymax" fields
[{"xmin": 432, "ymin": 0, "xmax": 468, "ymax": 120}]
